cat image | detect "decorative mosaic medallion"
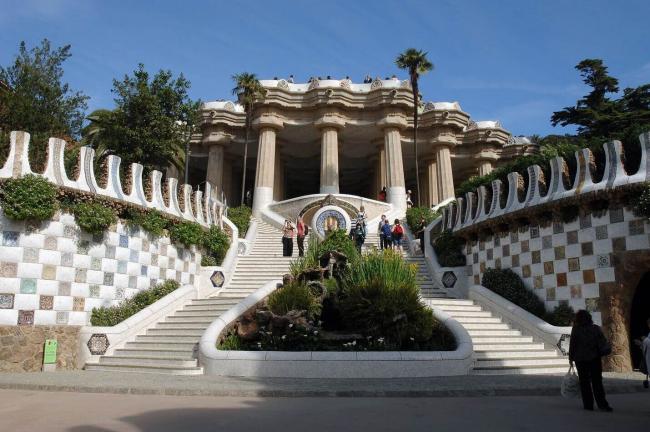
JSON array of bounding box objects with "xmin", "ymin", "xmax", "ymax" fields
[
  {"xmin": 556, "ymin": 334, "xmax": 570, "ymax": 356},
  {"xmin": 312, "ymin": 206, "xmax": 351, "ymax": 237},
  {"xmin": 442, "ymin": 271, "xmax": 457, "ymax": 288},
  {"xmin": 210, "ymin": 270, "xmax": 225, "ymax": 288},
  {"xmin": 87, "ymin": 333, "xmax": 110, "ymax": 355},
  {"xmin": 0, "ymin": 293, "xmax": 14, "ymax": 309}
]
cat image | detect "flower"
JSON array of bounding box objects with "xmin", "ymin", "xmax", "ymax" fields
[
  {"xmin": 281, "ymin": 335, "xmax": 287, "ymax": 340},
  {"xmin": 313, "ymin": 331, "xmax": 319, "ymax": 335},
  {"xmin": 288, "ymin": 323, "xmax": 294, "ymax": 328},
  {"xmin": 351, "ymin": 340, "xmax": 356, "ymax": 346},
  {"xmin": 409, "ymin": 337, "xmax": 415, "ymax": 341}
]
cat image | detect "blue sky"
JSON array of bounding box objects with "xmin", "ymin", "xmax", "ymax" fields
[{"xmin": 1, "ymin": 0, "xmax": 648, "ymax": 136}]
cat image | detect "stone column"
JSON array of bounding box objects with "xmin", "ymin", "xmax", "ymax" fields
[
  {"xmin": 377, "ymin": 142, "xmax": 387, "ymax": 190},
  {"xmin": 252, "ymin": 127, "xmax": 277, "ymax": 216},
  {"xmin": 435, "ymin": 145, "xmax": 455, "ymax": 201},
  {"xmin": 319, "ymin": 127, "xmax": 340, "ymax": 194},
  {"xmin": 426, "ymin": 159, "xmax": 439, "ymax": 207},
  {"xmin": 206, "ymin": 144, "xmax": 224, "ymax": 196},
  {"xmin": 273, "ymin": 151, "xmax": 282, "ymax": 201},
  {"xmin": 222, "ymin": 158, "xmax": 232, "ymax": 204},
  {"xmin": 384, "ymin": 127, "xmax": 406, "ymax": 210},
  {"xmin": 478, "ymin": 159, "xmax": 493, "ymax": 176}
]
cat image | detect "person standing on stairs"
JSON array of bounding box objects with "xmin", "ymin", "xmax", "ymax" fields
[
  {"xmin": 377, "ymin": 214, "xmax": 387, "ymax": 249},
  {"xmin": 569, "ymin": 309, "xmax": 613, "ymax": 412},
  {"xmin": 296, "ymin": 216, "xmax": 307, "ymax": 257},
  {"xmin": 381, "ymin": 218, "xmax": 393, "ymax": 249},
  {"xmin": 353, "ymin": 215, "xmax": 366, "ymax": 253},
  {"xmin": 392, "ymin": 219, "xmax": 404, "ymax": 251},
  {"xmin": 282, "ymin": 219, "xmax": 296, "ymax": 257}
]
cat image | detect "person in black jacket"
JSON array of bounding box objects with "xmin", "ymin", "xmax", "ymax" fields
[{"xmin": 569, "ymin": 310, "xmax": 613, "ymax": 412}]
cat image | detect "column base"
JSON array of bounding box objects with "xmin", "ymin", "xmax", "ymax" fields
[
  {"xmin": 386, "ymin": 186, "xmax": 407, "ymax": 213},
  {"xmin": 319, "ymin": 185, "xmax": 339, "ymax": 194},
  {"xmin": 252, "ymin": 187, "xmax": 274, "ymax": 218}
]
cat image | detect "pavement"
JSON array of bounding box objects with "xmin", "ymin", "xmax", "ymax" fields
[
  {"xmin": 0, "ymin": 389, "xmax": 648, "ymax": 432},
  {"xmin": 0, "ymin": 370, "xmax": 647, "ymax": 398}
]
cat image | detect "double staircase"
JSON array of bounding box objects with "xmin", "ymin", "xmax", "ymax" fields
[{"xmin": 86, "ymin": 219, "xmax": 300, "ymax": 374}]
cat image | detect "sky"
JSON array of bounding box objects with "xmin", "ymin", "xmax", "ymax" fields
[{"xmin": 1, "ymin": 0, "xmax": 649, "ymax": 136}]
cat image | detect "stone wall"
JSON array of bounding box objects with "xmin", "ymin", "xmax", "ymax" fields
[
  {"xmin": 0, "ymin": 210, "xmax": 201, "ymax": 326},
  {"xmin": 0, "ymin": 325, "xmax": 80, "ymax": 372}
]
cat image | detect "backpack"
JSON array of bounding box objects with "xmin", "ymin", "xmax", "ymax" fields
[
  {"xmin": 394, "ymin": 224, "xmax": 403, "ymax": 236},
  {"xmin": 381, "ymin": 223, "xmax": 392, "ymax": 238},
  {"xmin": 304, "ymin": 224, "xmax": 309, "ymax": 235}
]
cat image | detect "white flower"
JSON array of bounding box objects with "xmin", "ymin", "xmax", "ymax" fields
[
  {"xmin": 409, "ymin": 337, "xmax": 415, "ymax": 341},
  {"xmin": 313, "ymin": 331, "xmax": 319, "ymax": 335},
  {"xmin": 281, "ymin": 335, "xmax": 287, "ymax": 340},
  {"xmin": 351, "ymin": 340, "xmax": 357, "ymax": 346},
  {"xmin": 288, "ymin": 323, "xmax": 294, "ymax": 328}
]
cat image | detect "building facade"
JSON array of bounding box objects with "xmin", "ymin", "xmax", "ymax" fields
[{"xmin": 190, "ymin": 78, "xmax": 537, "ymax": 215}]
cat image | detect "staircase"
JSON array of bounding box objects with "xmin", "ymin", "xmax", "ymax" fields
[
  {"xmin": 425, "ymin": 298, "xmax": 569, "ymax": 375},
  {"xmin": 86, "ymin": 218, "xmax": 298, "ymax": 374}
]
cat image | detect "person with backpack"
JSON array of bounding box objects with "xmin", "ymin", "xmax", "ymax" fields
[
  {"xmin": 377, "ymin": 214, "xmax": 387, "ymax": 249},
  {"xmin": 392, "ymin": 219, "xmax": 404, "ymax": 251},
  {"xmin": 282, "ymin": 219, "xmax": 296, "ymax": 257},
  {"xmin": 296, "ymin": 216, "xmax": 308, "ymax": 257},
  {"xmin": 569, "ymin": 310, "xmax": 613, "ymax": 412},
  {"xmin": 380, "ymin": 219, "xmax": 392, "ymax": 249},
  {"xmin": 353, "ymin": 216, "xmax": 366, "ymax": 253}
]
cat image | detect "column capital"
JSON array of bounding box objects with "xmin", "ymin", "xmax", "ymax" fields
[
  {"xmin": 252, "ymin": 114, "xmax": 284, "ymax": 131},
  {"xmin": 314, "ymin": 115, "xmax": 346, "ymax": 130},
  {"xmin": 376, "ymin": 115, "xmax": 408, "ymax": 131},
  {"xmin": 202, "ymin": 130, "xmax": 233, "ymax": 146}
]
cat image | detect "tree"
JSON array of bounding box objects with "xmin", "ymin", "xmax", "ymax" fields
[
  {"xmin": 231, "ymin": 72, "xmax": 266, "ymax": 206},
  {"xmin": 85, "ymin": 64, "xmax": 200, "ymax": 174},
  {"xmin": 396, "ymin": 48, "xmax": 433, "ymax": 207},
  {"xmin": 0, "ymin": 39, "xmax": 88, "ymax": 167}
]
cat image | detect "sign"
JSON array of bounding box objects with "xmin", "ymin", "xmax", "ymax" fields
[{"xmin": 43, "ymin": 339, "xmax": 57, "ymax": 364}]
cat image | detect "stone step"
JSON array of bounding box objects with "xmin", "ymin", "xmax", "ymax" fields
[
  {"xmin": 473, "ymin": 343, "xmax": 546, "ymax": 351},
  {"xmin": 453, "ymin": 317, "xmax": 503, "ymax": 324},
  {"xmin": 146, "ymin": 328, "xmax": 205, "ymax": 337},
  {"xmin": 432, "ymin": 305, "xmax": 483, "ymax": 312},
  {"xmin": 114, "ymin": 348, "xmax": 194, "ymax": 358},
  {"xmin": 124, "ymin": 341, "xmax": 197, "ymax": 351},
  {"xmin": 472, "ymin": 366, "xmax": 568, "ymax": 375},
  {"xmin": 188, "ymin": 299, "xmax": 240, "ymax": 306},
  {"xmin": 85, "ymin": 363, "xmax": 203, "ymax": 375},
  {"xmin": 172, "ymin": 311, "xmax": 225, "ymax": 319},
  {"xmin": 442, "ymin": 311, "xmax": 493, "ymax": 318},
  {"xmin": 471, "ymin": 336, "xmax": 534, "ymax": 344},
  {"xmin": 99, "ymin": 355, "xmax": 198, "ymax": 368},
  {"xmin": 182, "ymin": 304, "xmax": 240, "ymax": 312},
  {"xmin": 134, "ymin": 335, "xmax": 200, "ymax": 343},
  {"xmin": 156, "ymin": 322, "xmax": 212, "ymax": 329},
  {"xmin": 456, "ymin": 323, "xmax": 510, "ymax": 330},
  {"xmin": 219, "ymin": 292, "xmax": 256, "ymax": 298},
  {"xmin": 475, "ymin": 358, "xmax": 568, "ymax": 368},
  {"xmin": 166, "ymin": 315, "xmax": 221, "ymax": 323},
  {"xmin": 426, "ymin": 299, "xmax": 475, "ymax": 306},
  {"xmin": 475, "ymin": 350, "xmax": 561, "ymax": 359},
  {"xmin": 467, "ymin": 329, "xmax": 522, "ymax": 337}
]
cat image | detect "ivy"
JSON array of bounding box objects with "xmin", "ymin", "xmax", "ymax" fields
[{"xmin": 0, "ymin": 174, "xmax": 58, "ymax": 221}]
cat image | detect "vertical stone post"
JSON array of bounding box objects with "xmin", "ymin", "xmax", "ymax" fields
[
  {"xmin": 273, "ymin": 150, "xmax": 283, "ymax": 201},
  {"xmin": 377, "ymin": 115, "xmax": 408, "ymax": 212},
  {"xmin": 222, "ymin": 158, "xmax": 232, "ymax": 203},
  {"xmin": 252, "ymin": 127, "xmax": 278, "ymax": 216},
  {"xmin": 319, "ymin": 127, "xmax": 340, "ymax": 194},
  {"xmin": 478, "ymin": 159, "xmax": 493, "ymax": 176},
  {"xmin": 206, "ymin": 144, "xmax": 224, "ymax": 196},
  {"xmin": 435, "ymin": 145, "xmax": 455, "ymax": 201},
  {"xmin": 427, "ymin": 158, "xmax": 439, "ymax": 207},
  {"xmin": 377, "ymin": 141, "xmax": 387, "ymax": 191}
]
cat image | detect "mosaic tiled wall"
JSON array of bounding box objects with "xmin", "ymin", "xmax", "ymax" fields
[
  {"xmin": 466, "ymin": 207, "xmax": 648, "ymax": 325},
  {"xmin": 0, "ymin": 211, "xmax": 201, "ymax": 326}
]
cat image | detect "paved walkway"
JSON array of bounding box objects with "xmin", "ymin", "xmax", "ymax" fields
[
  {"xmin": 0, "ymin": 370, "xmax": 646, "ymax": 397},
  {"xmin": 0, "ymin": 389, "xmax": 648, "ymax": 432}
]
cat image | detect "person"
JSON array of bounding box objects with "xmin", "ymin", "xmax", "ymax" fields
[
  {"xmin": 378, "ymin": 186, "xmax": 387, "ymax": 202},
  {"xmin": 392, "ymin": 219, "xmax": 404, "ymax": 251},
  {"xmin": 391, "ymin": 74, "xmax": 398, "ymax": 80},
  {"xmin": 380, "ymin": 219, "xmax": 392, "ymax": 249},
  {"xmin": 377, "ymin": 214, "xmax": 387, "ymax": 249},
  {"xmin": 287, "ymin": 74, "xmax": 294, "ymax": 83},
  {"xmin": 634, "ymin": 317, "xmax": 650, "ymax": 384},
  {"xmin": 353, "ymin": 216, "xmax": 366, "ymax": 253},
  {"xmin": 296, "ymin": 216, "xmax": 307, "ymax": 257},
  {"xmin": 406, "ymin": 190, "xmax": 413, "ymax": 208},
  {"xmin": 357, "ymin": 205, "xmax": 367, "ymax": 223},
  {"xmin": 282, "ymin": 219, "xmax": 295, "ymax": 257},
  {"xmin": 416, "ymin": 216, "xmax": 427, "ymax": 253},
  {"xmin": 569, "ymin": 310, "xmax": 613, "ymax": 412},
  {"xmin": 363, "ymin": 74, "xmax": 372, "ymax": 84}
]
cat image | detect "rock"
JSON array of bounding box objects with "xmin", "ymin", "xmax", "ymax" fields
[
  {"xmin": 255, "ymin": 310, "xmax": 273, "ymax": 326},
  {"xmin": 297, "ymin": 267, "xmax": 325, "ymax": 283},
  {"xmin": 306, "ymin": 280, "xmax": 326, "ymax": 298},
  {"xmin": 282, "ymin": 274, "xmax": 294, "ymax": 286},
  {"xmin": 285, "ymin": 310, "xmax": 309, "ymax": 328},
  {"xmin": 270, "ymin": 314, "xmax": 291, "ymax": 332},
  {"xmin": 236, "ymin": 319, "xmax": 260, "ymax": 341}
]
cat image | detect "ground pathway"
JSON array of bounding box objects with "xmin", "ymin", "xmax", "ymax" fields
[{"xmin": 0, "ymin": 388, "xmax": 647, "ymax": 432}]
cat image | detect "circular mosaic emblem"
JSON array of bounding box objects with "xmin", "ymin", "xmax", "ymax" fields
[{"xmin": 312, "ymin": 206, "xmax": 351, "ymax": 237}]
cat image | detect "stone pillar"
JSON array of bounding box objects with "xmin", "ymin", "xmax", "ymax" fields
[
  {"xmin": 206, "ymin": 145, "xmax": 224, "ymax": 196},
  {"xmin": 319, "ymin": 127, "xmax": 340, "ymax": 194},
  {"xmin": 378, "ymin": 143, "xmax": 387, "ymax": 190},
  {"xmin": 435, "ymin": 145, "xmax": 455, "ymax": 201},
  {"xmin": 222, "ymin": 158, "xmax": 232, "ymax": 204},
  {"xmin": 273, "ymin": 151, "xmax": 283, "ymax": 201},
  {"xmin": 252, "ymin": 127, "xmax": 277, "ymax": 217},
  {"xmin": 478, "ymin": 159, "xmax": 493, "ymax": 176},
  {"xmin": 384, "ymin": 127, "xmax": 406, "ymax": 211},
  {"xmin": 427, "ymin": 159, "xmax": 439, "ymax": 207}
]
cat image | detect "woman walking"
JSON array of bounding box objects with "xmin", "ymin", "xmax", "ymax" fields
[
  {"xmin": 392, "ymin": 219, "xmax": 404, "ymax": 251},
  {"xmin": 380, "ymin": 219, "xmax": 392, "ymax": 249},
  {"xmin": 296, "ymin": 216, "xmax": 307, "ymax": 257},
  {"xmin": 568, "ymin": 310, "xmax": 613, "ymax": 412},
  {"xmin": 282, "ymin": 219, "xmax": 296, "ymax": 257}
]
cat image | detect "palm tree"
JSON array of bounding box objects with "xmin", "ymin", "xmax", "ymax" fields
[
  {"xmin": 232, "ymin": 73, "xmax": 267, "ymax": 206},
  {"xmin": 81, "ymin": 109, "xmax": 116, "ymax": 161},
  {"xmin": 396, "ymin": 48, "xmax": 433, "ymax": 207}
]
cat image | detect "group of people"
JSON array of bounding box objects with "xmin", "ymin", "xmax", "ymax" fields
[
  {"xmin": 274, "ymin": 74, "xmax": 401, "ymax": 84},
  {"xmin": 281, "ymin": 217, "xmax": 308, "ymax": 257},
  {"xmin": 377, "ymin": 186, "xmax": 414, "ymax": 209},
  {"xmin": 377, "ymin": 215, "xmax": 405, "ymax": 251}
]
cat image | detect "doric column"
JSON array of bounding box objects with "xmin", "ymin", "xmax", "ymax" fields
[
  {"xmin": 206, "ymin": 144, "xmax": 224, "ymax": 196},
  {"xmin": 221, "ymin": 158, "xmax": 232, "ymax": 204},
  {"xmin": 478, "ymin": 160, "xmax": 493, "ymax": 176},
  {"xmin": 426, "ymin": 158, "xmax": 439, "ymax": 207},
  {"xmin": 377, "ymin": 141, "xmax": 387, "ymax": 190},
  {"xmin": 319, "ymin": 127, "xmax": 339, "ymax": 194},
  {"xmin": 273, "ymin": 150, "xmax": 285, "ymax": 201},
  {"xmin": 432, "ymin": 127, "xmax": 456, "ymax": 202},
  {"xmin": 376, "ymin": 115, "xmax": 408, "ymax": 211},
  {"xmin": 252, "ymin": 127, "xmax": 277, "ymax": 216}
]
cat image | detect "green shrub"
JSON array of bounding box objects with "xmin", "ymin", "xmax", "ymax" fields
[
  {"xmin": 631, "ymin": 183, "xmax": 650, "ymax": 218},
  {"xmin": 289, "ymin": 237, "xmax": 321, "ymax": 277},
  {"xmin": 433, "ymin": 230, "xmax": 466, "ymax": 267},
  {"xmin": 169, "ymin": 221, "xmax": 203, "ymax": 246},
  {"xmin": 127, "ymin": 208, "xmax": 169, "ymax": 237},
  {"xmin": 317, "ymin": 229, "xmax": 359, "ymax": 263},
  {"xmin": 71, "ymin": 201, "xmax": 117, "ymax": 234},
  {"xmin": 267, "ymin": 282, "xmax": 321, "ymax": 319},
  {"xmin": 481, "ymin": 268, "xmax": 547, "ymax": 319},
  {"xmin": 227, "ymin": 205, "xmax": 252, "ymax": 238},
  {"xmin": 219, "ymin": 333, "xmax": 244, "ymax": 350},
  {"xmin": 546, "ymin": 303, "xmax": 575, "ymax": 326},
  {"xmin": 201, "ymin": 255, "xmax": 218, "ymax": 267},
  {"xmin": 340, "ymin": 250, "xmax": 442, "ymax": 348},
  {"xmin": 90, "ymin": 280, "xmax": 180, "ymax": 326},
  {"xmin": 406, "ymin": 206, "xmax": 438, "ymax": 231},
  {"xmin": 202, "ymin": 225, "xmax": 230, "ymax": 265},
  {"xmin": 0, "ymin": 174, "xmax": 58, "ymax": 221}
]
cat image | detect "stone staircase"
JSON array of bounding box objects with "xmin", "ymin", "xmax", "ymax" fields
[
  {"xmin": 85, "ymin": 218, "xmax": 299, "ymax": 375},
  {"xmin": 425, "ymin": 298, "xmax": 569, "ymax": 375}
]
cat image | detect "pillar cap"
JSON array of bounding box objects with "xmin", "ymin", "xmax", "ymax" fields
[
  {"xmin": 314, "ymin": 114, "xmax": 346, "ymax": 130},
  {"xmin": 252, "ymin": 114, "xmax": 284, "ymax": 131},
  {"xmin": 376, "ymin": 115, "xmax": 408, "ymax": 131},
  {"xmin": 202, "ymin": 132, "xmax": 232, "ymax": 146}
]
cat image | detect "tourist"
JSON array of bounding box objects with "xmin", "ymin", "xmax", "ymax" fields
[
  {"xmin": 296, "ymin": 216, "xmax": 307, "ymax": 257},
  {"xmin": 569, "ymin": 310, "xmax": 613, "ymax": 412},
  {"xmin": 326, "ymin": 75, "xmax": 332, "ymax": 79},
  {"xmin": 282, "ymin": 219, "xmax": 296, "ymax": 257},
  {"xmin": 287, "ymin": 74, "xmax": 294, "ymax": 83},
  {"xmin": 377, "ymin": 214, "xmax": 387, "ymax": 249},
  {"xmin": 381, "ymin": 219, "xmax": 392, "ymax": 249},
  {"xmin": 392, "ymin": 219, "xmax": 404, "ymax": 251},
  {"xmin": 391, "ymin": 74, "xmax": 398, "ymax": 80},
  {"xmin": 406, "ymin": 190, "xmax": 413, "ymax": 208},
  {"xmin": 353, "ymin": 216, "xmax": 366, "ymax": 253},
  {"xmin": 363, "ymin": 74, "xmax": 372, "ymax": 83},
  {"xmin": 417, "ymin": 216, "xmax": 427, "ymax": 252},
  {"xmin": 357, "ymin": 205, "xmax": 367, "ymax": 222},
  {"xmin": 378, "ymin": 186, "xmax": 387, "ymax": 202},
  {"xmin": 633, "ymin": 317, "xmax": 650, "ymax": 385}
]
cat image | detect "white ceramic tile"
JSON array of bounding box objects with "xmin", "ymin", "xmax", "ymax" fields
[
  {"xmin": 0, "ymin": 309, "xmax": 18, "ymax": 325},
  {"xmin": 13, "ymin": 293, "xmax": 38, "ymax": 309},
  {"xmin": 38, "ymin": 249, "xmax": 61, "ymax": 266},
  {"xmin": 16, "ymin": 262, "xmax": 42, "ymax": 279},
  {"xmin": 34, "ymin": 310, "xmax": 57, "ymax": 325}
]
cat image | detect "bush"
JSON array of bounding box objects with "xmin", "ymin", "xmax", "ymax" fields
[
  {"xmin": 72, "ymin": 201, "xmax": 117, "ymax": 234},
  {"xmin": 267, "ymin": 282, "xmax": 321, "ymax": 319},
  {"xmin": 433, "ymin": 230, "xmax": 466, "ymax": 267},
  {"xmin": 127, "ymin": 208, "xmax": 169, "ymax": 237},
  {"xmin": 203, "ymin": 225, "xmax": 230, "ymax": 265},
  {"xmin": 317, "ymin": 229, "xmax": 359, "ymax": 263},
  {"xmin": 90, "ymin": 280, "xmax": 180, "ymax": 326},
  {"xmin": 546, "ymin": 303, "xmax": 575, "ymax": 326},
  {"xmin": 481, "ymin": 268, "xmax": 547, "ymax": 319},
  {"xmin": 0, "ymin": 174, "xmax": 58, "ymax": 221},
  {"xmin": 406, "ymin": 206, "xmax": 438, "ymax": 231},
  {"xmin": 169, "ymin": 221, "xmax": 203, "ymax": 246},
  {"xmin": 340, "ymin": 250, "xmax": 447, "ymax": 348},
  {"xmin": 227, "ymin": 205, "xmax": 252, "ymax": 238},
  {"xmin": 201, "ymin": 255, "xmax": 218, "ymax": 266},
  {"xmin": 631, "ymin": 183, "xmax": 650, "ymax": 218},
  {"xmin": 289, "ymin": 236, "xmax": 321, "ymax": 277}
]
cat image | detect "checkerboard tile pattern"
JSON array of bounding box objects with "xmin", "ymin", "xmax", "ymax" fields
[
  {"xmin": 467, "ymin": 208, "xmax": 648, "ymax": 325},
  {"xmin": 0, "ymin": 213, "xmax": 201, "ymax": 326}
]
